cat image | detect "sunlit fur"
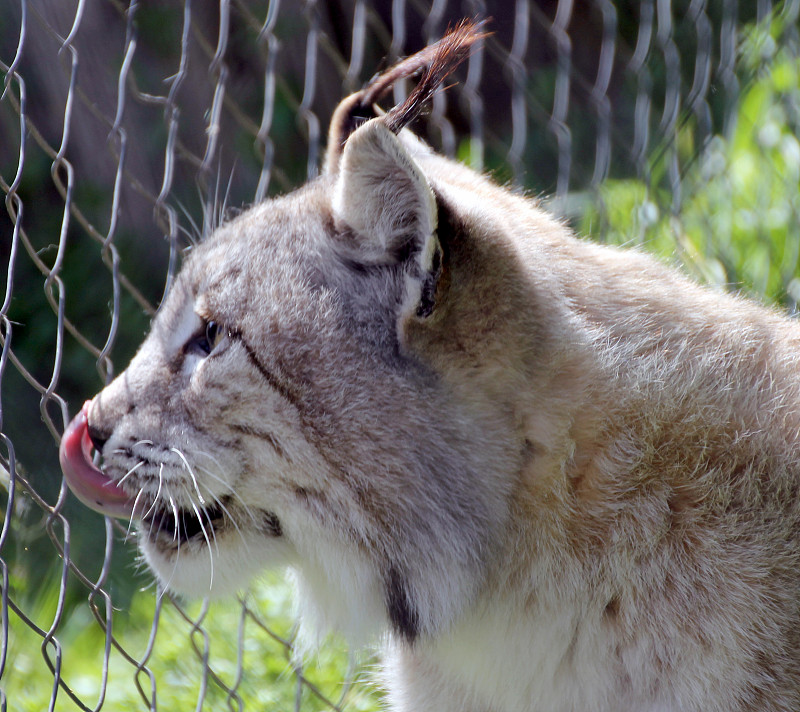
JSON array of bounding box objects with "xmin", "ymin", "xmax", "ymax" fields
[{"xmin": 84, "ymin": 38, "xmax": 800, "ymax": 712}]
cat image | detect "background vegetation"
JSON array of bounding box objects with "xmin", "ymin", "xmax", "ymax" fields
[{"xmin": 583, "ymin": 15, "xmax": 800, "ymax": 307}]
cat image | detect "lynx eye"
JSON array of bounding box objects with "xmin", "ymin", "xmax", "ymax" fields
[{"xmin": 190, "ymin": 320, "xmax": 226, "ymax": 356}]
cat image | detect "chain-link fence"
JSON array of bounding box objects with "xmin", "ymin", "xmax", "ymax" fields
[{"xmin": 1, "ymin": 0, "xmax": 799, "ymax": 710}]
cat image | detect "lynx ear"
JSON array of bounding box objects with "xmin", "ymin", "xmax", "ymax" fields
[
  {"xmin": 333, "ymin": 119, "xmax": 437, "ymax": 264},
  {"xmin": 324, "ymin": 93, "xmax": 369, "ymax": 175},
  {"xmin": 333, "ymin": 119, "xmax": 441, "ymax": 320}
]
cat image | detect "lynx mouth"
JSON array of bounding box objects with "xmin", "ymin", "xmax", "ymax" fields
[
  {"xmin": 141, "ymin": 501, "xmax": 228, "ymax": 547},
  {"xmin": 141, "ymin": 500, "xmax": 283, "ymax": 548},
  {"xmin": 60, "ymin": 402, "xmax": 230, "ymax": 543},
  {"xmin": 61, "ymin": 402, "xmax": 283, "ymax": 548}
]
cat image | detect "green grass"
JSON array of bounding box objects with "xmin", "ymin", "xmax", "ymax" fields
[{"xmin": 5, "ymin": 571, "xmax": 382, "ymax": 711}]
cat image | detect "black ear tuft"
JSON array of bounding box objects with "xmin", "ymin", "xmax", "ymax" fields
[
  {"xmin": 382, "ymin": 19, "xmax": 488, "ymax": 136},
  {"xmin": 324, "ymin": 19, "xmax": 488, "ymax": 175}
]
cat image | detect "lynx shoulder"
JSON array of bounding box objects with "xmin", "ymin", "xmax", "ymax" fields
[{"xmin": 60, "ymin": 23, "xmax": 800, "ymax": 712}]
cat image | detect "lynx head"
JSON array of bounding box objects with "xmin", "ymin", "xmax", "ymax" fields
[{"xmin": 60, "ymin": 22, "xmax": 522, "ymax": 643}]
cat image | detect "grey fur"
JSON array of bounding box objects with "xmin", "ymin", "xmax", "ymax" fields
[{"xmin": 64, "ymin": 38, "xmax": 800, "ymax": 712}]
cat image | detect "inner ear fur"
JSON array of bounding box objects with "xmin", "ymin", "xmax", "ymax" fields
[
  {"xmin": 332, "ymin": 119, "xmax": 442, "ymax": 322},
  {"xmin": 333, "ymin": 119, "xmax": 437, "ymax": 264}
]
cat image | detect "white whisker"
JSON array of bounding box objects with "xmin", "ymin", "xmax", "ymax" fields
[
  {"xmin": 117, "ymin": 460, "xmax": 145, "ymax": 487},
  {"xmin": 170, "ymin": 495, "xmax": 180, "ymax": 543},
  {"xmin": 208, "ymin": 491, "xmax": 249, "ymax": 552},
  {"xmin": 171, "ymin": 447, "xmax": 206, "ymax": 505},
  {"xmin": 146, "ymin": 510, "xmax": 157, "ymax": 543},
  {"xmin": 126, "ymin": 488, "xmax": 147, "ymax": 543},
  {"xmin": 159, "ymin": 508, "xmax": 182, "ymax": 603},
  {"xmin": 190, "ymin": 500, "xmax": 215, "ymax": 590},
  {"xmin": 142, "ymin": 464, "xmax": 165, "ymax": 521},
  {"xmin": 192, "ymin": 464, "xmax": 227, "ymax": 489},
  {"xmin": 202, "ymin": 504, "xmax": 220, "ymax": 554},
  {"xmin": 194, "ymin": 463, "xmax": 258, "ymax": 527},
  {"xmin": 194, "ymin": 449, "xmax": 225, "ymax": 472},
  {"xmin": 182, "ymin": 482, "xmax": 218, "ymax": 558}
]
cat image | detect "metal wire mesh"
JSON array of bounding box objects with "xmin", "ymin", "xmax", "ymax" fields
[{"xmin": 1, "ymin": 0, "xmax": 799, "ymax": 709}]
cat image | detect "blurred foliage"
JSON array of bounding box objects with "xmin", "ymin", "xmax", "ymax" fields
[
  {"xmin": 3, "ymin": 572, "xmax": 381, "ymax": 711},
  {"xmin": 581, "ymin": 17, "xmax": 800, "ymax": 307}
]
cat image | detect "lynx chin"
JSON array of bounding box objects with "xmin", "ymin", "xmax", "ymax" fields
[{"xmin": 61, "ymin": 22, "xmax": 800, "ymax": 712}]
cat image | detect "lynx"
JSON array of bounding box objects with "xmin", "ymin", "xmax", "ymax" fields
[{"xmin": 60, "ymin": 23, "xmax": 800, "ymax": 712}]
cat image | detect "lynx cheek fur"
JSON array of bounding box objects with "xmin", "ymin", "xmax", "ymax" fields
[{"xmin": 60, "ymin": 23, "xmax": 800, "ymax": 712}]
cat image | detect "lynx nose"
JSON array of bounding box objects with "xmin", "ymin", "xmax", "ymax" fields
[{"xmin": 87, "ymin": 422, "xmax": 109, "ymax": 453}]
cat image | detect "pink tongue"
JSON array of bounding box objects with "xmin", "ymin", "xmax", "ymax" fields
[{"xmin": 59, "ymin": 401, "xmax": 135, "ymax": 519}]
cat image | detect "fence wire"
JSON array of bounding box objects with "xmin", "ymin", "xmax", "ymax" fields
[{"xmin": 1, "ymin": 0, "xmax": 799, "ymax": 710}]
